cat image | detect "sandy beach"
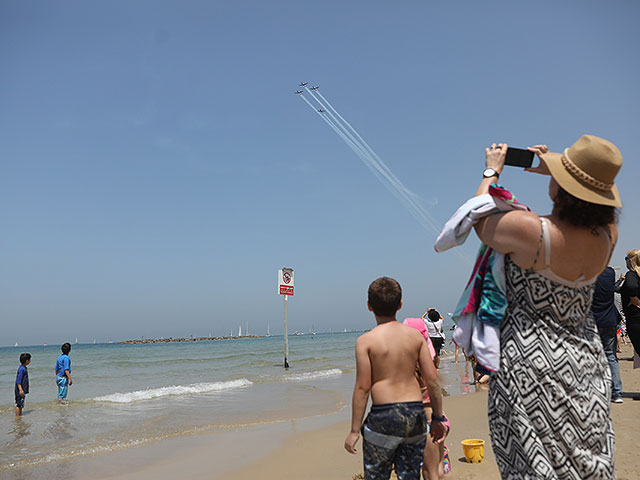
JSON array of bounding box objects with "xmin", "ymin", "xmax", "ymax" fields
[
  {"xmin": 222, "ymin": 343, "xmax": 639, "ymax": 480},
  {"xmin": 4, "ymin": 344, "xmax": 638, "ymax": 480}
]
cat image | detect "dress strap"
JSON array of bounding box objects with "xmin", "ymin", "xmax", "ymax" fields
[
  {"xmin": 531, "ymin": 217, "xmax": 545, "ymax": 269},
  {"xmin": 541, "ymin": 218, "xmax": 551, "ymax": 269},
  {"xmin": 599, "ymin": 226, "xmax": 613, "ymax": 272}
]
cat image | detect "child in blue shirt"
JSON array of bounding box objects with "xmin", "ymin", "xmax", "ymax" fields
[
  {"xmin": 55, "ymin": 343, "xmax": 72, "ymax": 403},
  {"xmin": 15, "ymin": 353, "xmax": 31, "ymax": 416}
]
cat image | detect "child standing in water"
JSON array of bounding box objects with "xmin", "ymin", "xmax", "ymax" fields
[
  {"xmin": 55, "ymin": 343, "xmax": 72, "ymax": 403},
  {"xmin": 344, "ymin": 277, "xmax": 446, "ymax": 480},
  {"xmin": 15, "ymin": 353, "xmax": 31, "ymax": 416}
]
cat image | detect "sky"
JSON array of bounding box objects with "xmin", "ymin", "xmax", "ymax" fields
[{"xmin": 2, "ymin": 1, "xmax": 639, "ymax": 346}]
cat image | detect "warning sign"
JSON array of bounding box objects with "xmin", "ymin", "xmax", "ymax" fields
[{"xmin": 278, "ymin": 268, "xmax": 294, "ymax": 296}]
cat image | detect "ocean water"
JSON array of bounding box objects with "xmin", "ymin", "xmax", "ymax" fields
[{"xmin": 0, "ymin": 332, "xmax": 475, "ymax": 473}]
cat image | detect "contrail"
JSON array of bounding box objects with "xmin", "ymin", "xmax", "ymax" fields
[
  {"xmin": 299, "ymin": 93, "xmax": 435, "ymax": 233},
  {"xmin": 297, "ymin": 86, "xmax": 471, "ymax": 262},
  {"xmin": 306, "ymin": 88, "xmax": 443, "ymax": 235}
]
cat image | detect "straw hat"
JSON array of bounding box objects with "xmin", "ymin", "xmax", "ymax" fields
[{"xmin": 539, "ymin": 134, "xmax": 622, "ymax": 207}]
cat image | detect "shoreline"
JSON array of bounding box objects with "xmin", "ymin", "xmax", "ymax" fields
[{"xmin": 5, "ymin": 344, "xmax": 638, "ymax": 479}]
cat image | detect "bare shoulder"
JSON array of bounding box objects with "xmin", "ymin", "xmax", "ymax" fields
[
  {"xmin": 356, "ymin": 331, "xmax": 374, "ymax": 349},
  {"xmin": 476, "ymin": 210, "xmax": 541, "ymax": 255}
]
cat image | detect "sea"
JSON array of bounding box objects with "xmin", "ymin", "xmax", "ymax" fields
[{"xmin": 0, "ymin": 332, "xmax": 476, "ymax": 474}]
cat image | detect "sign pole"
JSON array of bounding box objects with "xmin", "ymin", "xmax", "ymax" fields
[
  {"xmin": 284, "ymin": 294, "xmax": 290, "ymax": 368},
  {"xmin": 278, "ymin": 267, "xmax": 294, "ymax": 369}
]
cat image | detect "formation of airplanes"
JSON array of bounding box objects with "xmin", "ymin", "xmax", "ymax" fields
[{"xmin": 295, "ymin": 83, "xmax": 319, "ymax": 94}]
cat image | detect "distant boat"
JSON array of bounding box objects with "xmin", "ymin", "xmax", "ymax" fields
[
  {"xmin": 14, "ymin": 342, "xmax": 18, "ymax": 347},
  {"xmin": 92, "ymin": 339, "xmax": 96, "ymax": 344},
  {"xmin": 266, "ymin": 324, "xmax": 271, "ymax": 337},
  {"xmin": 74, "ymin": 337, "xmax": 78, "ymax": 345},
  {"xmin": 238, "ymin": 325, "xmax": 242, "ymax": 337}
]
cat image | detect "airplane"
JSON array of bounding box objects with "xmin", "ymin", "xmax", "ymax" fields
[
  {"xmin": 295, "ymin": 90, "xmax": 303, "ymax": 94},
  {"xmin": 299, "ymin": 82, "xmax": 308, "ymax": 87},
  {"xmin": 310, "ymin": 86, "xmax": 319, "ymax": 90},
  {"xmin": 318, "ymin": 109, "xmax": 326, "ymax": 113}
]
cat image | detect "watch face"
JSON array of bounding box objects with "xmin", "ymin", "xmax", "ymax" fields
[{"xmin": 483, "ymin": 168, "xmax": 497, "ymax": 178}]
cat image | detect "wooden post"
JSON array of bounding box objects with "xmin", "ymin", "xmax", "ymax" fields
[{"xmin": 284, "ymin": 294, "xmax": 290, "ymax": 368}]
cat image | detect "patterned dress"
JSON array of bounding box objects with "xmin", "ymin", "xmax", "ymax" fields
[{"xmin": 488, "ymin": 256, "xmax": 615, "ymax": 479}]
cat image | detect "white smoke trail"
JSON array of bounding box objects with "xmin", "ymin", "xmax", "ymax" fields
[
  {"xmin": 299, "ymin": 94, "xmax": 436, "ymax": 233},
  {"xmin": 297, "ymin": 87, "xmax": 471, "ymax": 262},
  {"xmin": 306, "ymin": 88, "xmax": 443, "ymax": 235}
]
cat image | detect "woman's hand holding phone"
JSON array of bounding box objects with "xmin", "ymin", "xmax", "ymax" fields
[{"xmin": 525, "ymin": 145, "xmax": 551, "ymax": 175}]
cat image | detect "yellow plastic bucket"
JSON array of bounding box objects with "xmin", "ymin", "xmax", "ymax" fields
[{"xmin": 461, "ymin": 439, "xmax": 485, "ymax": 463}]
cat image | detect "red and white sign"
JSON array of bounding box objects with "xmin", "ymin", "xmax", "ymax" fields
[{"xmin": 278, "ymin": 268, "xmax": 294, "ymax": 296}]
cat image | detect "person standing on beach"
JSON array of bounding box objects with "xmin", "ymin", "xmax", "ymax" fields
[
  {"xmin": 592, "ymin": 266, "xmax": 624, "ymax": 403},
  {"xmin": 55, "ymin": 343, "xmax": 73, "ymax": 403},
  {"xmin": 472, "ymin": 136, "xmax": 621, "ymax": 478},
  {"xmin": 344, "ymin": 277, "xmax": 446, "ymax": 480},
  {"xmin": 619, "ymin": 249, "xmax": 640, "ymax": 358},
  {"xmin": 422, "ymin": 309, "xmax": 445, "ymax": 368},
  {"xmin": 15, "ymin": 353, "xmax": 31, "ymax": 416}
]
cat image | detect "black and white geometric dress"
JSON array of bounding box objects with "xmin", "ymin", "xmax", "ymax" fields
[{"xmin": 488, "ymin": 254, "xmax": 615, "ymax": 479}]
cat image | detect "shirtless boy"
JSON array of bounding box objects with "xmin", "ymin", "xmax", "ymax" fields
[{"xmin": 345, "ymin": 277, "xmax": 446, "ymax": 480}]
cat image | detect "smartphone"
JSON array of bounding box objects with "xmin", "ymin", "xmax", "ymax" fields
[{"xmin": 504, "ymin": 147, "xmax": 534, "ymax": 168}]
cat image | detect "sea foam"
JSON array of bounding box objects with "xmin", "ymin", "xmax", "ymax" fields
[
  {"xmin": 94, "ymin": 379, "xmax": 252, "ymax": 403},
  {"xmin": 284, "ymin": 368, "xmax": 342, "ymax": 381}
]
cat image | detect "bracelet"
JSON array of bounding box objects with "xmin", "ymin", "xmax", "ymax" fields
[{"xmin": 431, "ymin": 414, "xmax": 447, "ymax": 423}]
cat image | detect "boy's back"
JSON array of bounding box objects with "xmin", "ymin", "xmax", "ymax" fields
[
  {"xmin": 345, "ymin": 277, "xmax": 445, "ymax": 480},
  {"xmin": 359, "ymin": 322, "xmax": 425, "ymax": 405}
]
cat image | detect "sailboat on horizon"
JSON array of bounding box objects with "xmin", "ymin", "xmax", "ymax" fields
[
  {"xmin": 238, "ymin": 325, "xmax": 242, "ymax": 337},
  {"xmin": 74, "ymin": 337, "xmax": 79, "ymax": 345},
  {"xmin": 14, "ymin": 342, "xmax": 18, "ymax": 347},
  {"xmin": 266, "ymin": 324, "xmax": 271, "ymax": 337}
]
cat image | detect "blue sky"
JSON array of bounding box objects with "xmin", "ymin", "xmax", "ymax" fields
[{"xmin": 2, "ymin": 1, "xmax": 639, "ymax": 346}]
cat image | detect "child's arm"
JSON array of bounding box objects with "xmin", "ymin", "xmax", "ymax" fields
[
  {"xmin": 345, "ymin": 336, "xmax": 372, "ymax": 454},
  {"xmin": 417, "ymin": 340, "xmax": 446, "ymax": 443}
]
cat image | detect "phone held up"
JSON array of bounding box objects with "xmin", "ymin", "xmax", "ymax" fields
[{"xmin": 504, "ymin": 147, "xmax": 534, "ymax": 168}]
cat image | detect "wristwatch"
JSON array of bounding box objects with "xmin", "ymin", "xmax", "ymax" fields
[
  {"xmin": 483, "ymin": 168, "xmax": 499, "ymax": 179},
  {"xmin": 431, "ymin": 413, "xmax": 447, "ymax": 423}
]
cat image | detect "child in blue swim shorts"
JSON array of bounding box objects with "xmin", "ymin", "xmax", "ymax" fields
[{"xmin": 55, "ymin": 343, "xmax": 73, "ymax": 403}]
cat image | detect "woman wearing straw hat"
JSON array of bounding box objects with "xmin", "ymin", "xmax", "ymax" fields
[
  {"xmin": 472, "ymin": 135, "xmax": 621, "ymax": 479},
  {"xmin": 619, "ymin": 249, "xmax": 640, "ymax": 357}
]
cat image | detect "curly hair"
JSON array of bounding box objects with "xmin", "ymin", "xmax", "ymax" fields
[{"xmin": 553, "ymin": 186, "xmax": 618, "ymax": 229}]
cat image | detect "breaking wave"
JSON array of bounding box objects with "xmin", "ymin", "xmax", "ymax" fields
[
  {"xmin": 94, "ymin": 379, "xmax": 252, "ymax": 403},
  {"xmin": 284, "ymin": 368, "xmax": 342, "ymax": 381}
]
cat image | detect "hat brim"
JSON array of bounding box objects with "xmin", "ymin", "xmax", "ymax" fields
[{"xmin": 539, "ymin": 151, "xmax": 622, "ymax": 208}]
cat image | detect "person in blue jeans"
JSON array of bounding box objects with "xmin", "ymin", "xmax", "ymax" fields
[
  {"xmin": 55, "ymin": 343, "xmax": 73, "ymax": 403},
  {"xmin": 15, "ymin": 353, "xmax": 31, "ymax": 416},
  {"xmin": 591, "ymin": 266, "xmax": 623, "ymax": 403}
]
